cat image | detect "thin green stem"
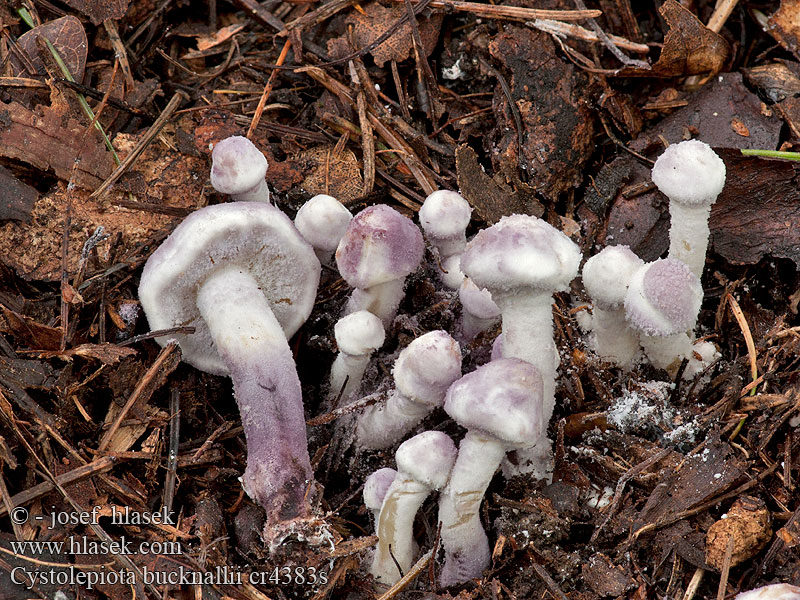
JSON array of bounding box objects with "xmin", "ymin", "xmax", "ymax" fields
[{"xmin": 740, "ymin": 149, "xmax": 800, "ymax": 161}]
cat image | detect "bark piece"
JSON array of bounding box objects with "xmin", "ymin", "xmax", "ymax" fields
[{"xmin": 705, "ymin": 496, "xmax": 771, "ymax": 570}]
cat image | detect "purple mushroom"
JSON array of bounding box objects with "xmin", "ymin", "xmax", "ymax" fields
[
  {"xmin": 363, "ymin": 467, "xmax": 397, "ymax": 525},
  {"xmin": 624, "ymin": 258, "xmax": 702, "ymax": 374},
  {"xmin": 210, "ymin": 136, "xmax": 270, "ymax": 203},
  {"xmin": 357, "ymin": 330, "xmax": 462, "ymax": 449},
  {"xmin": 138, "ymin": 202, "xmax": 320, "ymax": 529},
  {"xmin": 370, "ymin": 431, "xmax": 457, "ymax": 585},
  {"xmin": 438, "ymin": 358, "xmax": 543, "ymax": 586},
  {"xmin": 460, "ymin": 214, "xmax": 581, "ymax": 478},
  {"xmin": 418, "ymin": 190, "xmax": 472, "ymax": 289},
  {"xmin": 335, "ymin": 205, "xmax": 425, "ymax": 327}
]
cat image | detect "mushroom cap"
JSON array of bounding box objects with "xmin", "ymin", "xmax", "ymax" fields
[
  {"xmin": 335, "ymin": 205, "xmax": 424, "ymax": 289},
  {"xmin": 624, "ymin": 258, "xmax": 702, "ymax": 336},
  {"xmin": 363, "ymin": 467, "xmax": 397, "ymax": 512},
  {"xmin": 444, "ymin": 358, "xmax": 543, "ymax": 447},
  {"xmin": 418, "ymin": 190, "xmax": 472, "ymax": 240},
  {"xmin": 334, "ymin": 310, "xmax": 385, "ymax": 356},
  {"xmin": 210, "ymin": 136, "xmax": 268, "ymax": 196},
  {"xmin": 395, "ymin": 431, "xmax": 457, "ymax": 490},
  {"xmin": 138, "ymin": 202, "xmax": 320, "ymax": 376},
  {"xmin": 651, "ymin": 140, "xmax": 726, "ymax": 207},
  {"xmin": 582, "ymin": 245, "xmax": 644, "ymax": 309},
  {"xmin": 460, "ymin": 214, "xmax": 581, "ymax": 295},
  {"xmin": 393, "ymin": 330, "xmax": 462, "ymax": 407},
  {"xmin": 459, "ymin": 277, "xmax": 500, "ymax": 320},
  {"xmin": 294, "ymin": 194, "xmax": 353, "ymax": 253},
  {"xmin": 734, "ymin": 584, "xmax": 800, "ymax": 600}
]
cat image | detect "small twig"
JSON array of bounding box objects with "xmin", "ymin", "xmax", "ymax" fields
[
  {"xmin": 726, "ymin": 293, "xmax": 759, "ymax": 395},
  {"xmin": 376, "ymin": 549, "xmax": 433, "ymax": 600},
  {"xmin": 682, "ymin": 567, "xmax": 705, "ymax": 600},
  {"xmin": 90, "ymin": 90, "xmax": 189, "ymax": 199},
  {"xmin": 529, "ymin": 556, "xmax": 569, "ymax": 600},
  {"xmin": 247, "ymin": 39, "xmax": 292, "ymax": 138},
  {"xmin": 530, "ymin": 19, "xmax": 650, "ymax": 53},
  {"xmin": 282, "ymin": 0, "xmax": 354, "ymax": 33},
  {"xmin": 716, "ymin": 536, "xmax": 735, "ymax": 600},
  {"xmin": 706, "ymin": 0, "xmax": 740, "ymax": 33},
  {"xmin": 572, "ymin": 0, "xmax": 649, "ymax": 68},
  {"xmin": 163, "ymin": 388, "xmax": 181, "ymax": 513},
  {"xmin": 103, "ymin": 19, "xmax": 135, "ymax": 88},
  {"xmin": 388, "ymin": 0, "xmax": 601, "ymax": 21}
]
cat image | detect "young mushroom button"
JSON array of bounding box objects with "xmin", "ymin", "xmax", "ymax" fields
[
  {"xmin": 582, "ymin": 245, "xmax": 644, "ymax": 366},
  {"xmin": 734, "ymin": 585, "xmax": 800, "ymax": 600},
  {"xmin": 363, "ymin": 467, "xmax": 397, "ymax": 525},
  {"xmin": 336, "ymin": 205, "xmax": 425, "ymax": 327},
  {"xmin": 294, "ymin": 194, "xmax": 353, "ymax": 264},
  {"xmin": 651, "ymin": 139, "xmax": 726, "ymax": 279},
  {"xmin": 138, "ymin": 202, "xmax": 320, "ymax": 531},
  {"xmin": 438, "ymin": 358, "xmax": 543, "ymax": 587},
  {"xmin": 328, "ymin": 310, "xmax": 385, "ymax": 403},
  {"xmin": 210, "ymin": 136, "xmax": 270, "ymax": 203},
  {"xmin": 419, "ymin": 190, "xmax": 472, "ymax": 288},
  {"xmin": 370, "ymin": 431, "xmax": 457, "ymax": 586},
  {"xmin": 460, "ymin": 214, "xmax": 581, "ymax": 478}
]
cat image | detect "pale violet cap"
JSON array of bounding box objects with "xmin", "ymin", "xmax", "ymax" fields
[
  {"xmin": 138, "ymin": 202, "xmax": 320, "ymax": 376},
  {"xmin": 334, "ymin": 310, "xmax": 385, "ymax": 356},
  {"xmin": 459, "ymin": 277, "xmax": 500, "ymax": 320},
  {"xmin": 460, "ymin": 214, "xmax": 581, "ymax": 294},
  {"xmin": 210, "ymin": 136, "xmax": 268, "ymax": 198},
  {"xmin": 335, "ymin": 205, "xmax": 425, "ymax": 289},
  {"xmin": 444, "ymin": 358, "xmax": 543, "ymax": 447},
  {"xmin": 651, "ymin": 140, "xmax": 726, "ymax": 207},
  {"xmin": 363, "ymin": 467, "xmax": 397, "ymax": 512},
  {"xmin": 419, "ymin": 190, "xmax": 471, "ymax": 246},
  {"xmin": 294, "ymin": 194, "xmax": 353, "ymax": 254},
  {"xmin": 395, "ymin": 431, "xmax": 457, "ymax": 490},
  {"xmin": 582, "ymin": 245, "xmax": 644, "ymax": 309},
  {"xmin": 624, "ymin": 258, "xmax": 702, "ymax": 336},
  {"xmin": 393, "ymin": 330, "xmax": 462, "ymax": 407}
]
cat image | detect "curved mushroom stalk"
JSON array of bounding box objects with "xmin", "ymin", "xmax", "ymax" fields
[
  {"xmin": 667, "ymin": 201, "xmax": 713, "ymax": 279},
  {"xmin": 197, "ymin": 266, "xmax": 312, "ymax": 520},
  {"xmin": 438, "ymin": 431, "xmax": 504, "ymax": 586}
]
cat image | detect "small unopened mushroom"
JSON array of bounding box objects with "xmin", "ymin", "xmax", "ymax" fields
[
  {"xmin": 210, "ymin": 136, "xmax": 270, "ymax": 203},
  {"xmin": 329, "ymin": 310, "xmax": 385, "ymax": 403},
  {"xmin": 460, "ymin": 214, "xmax": 581, "ymax": 478},
  {"xmin": 582, "ymin": 245, "xmax": 644, "ymax": 366},
  {"xmin": 336, "ymin": 205, "xmax": 425, "ymax": 326},
  {"xmin": 624, "ymin": 258, "xmax": 702, "ymax": 374},
  {"xmin": 418, "ymin": 190, "xmax": 472, "ymax": 288},
  {"xmin": 651, "ymin": 140, "xmax": 726, "ymax": 279},
  {"xmin": 370, "ymin": 431, "xmax": 457, "ymax": 585},
  {"xmin": 734, "ymin": 584, "xmax": 800, "ymax": 600},
  {"xmin": 438, "ymin": 358, "xmax": 543, "ymax": 586},
  {"xmin": 363, "ymin": 467, "xmax": 397, "ymax": 525},
  {"xmin": 138, "ymin": 203, "xmax": 320, "ymax": 529},
  {"xmin": 357, "ymin": 330, "xmax": 462, "ymax": 449},
  {"xmin": 457, "ymin": 277, "xmax": 500, "ymax": 341},
  {"xmin": 294, "ymin": 194, "xmax": 353, "ymax": 264}
]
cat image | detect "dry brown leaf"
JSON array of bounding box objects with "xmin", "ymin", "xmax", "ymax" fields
[
  {"xmin": 0, "ymin": 130, "xmax": 208, "ymax": 281},
  {"xmin": 196, "ymin": 23, "xmax": 246, "ymax": 52},
  {"xmin": 293, "ymin": 145, "xmax": 363, "ymax": 203},
  {"xmin": 0, "ymin": 306, "xmax": 63, "ymax": 351},
  {"xmin": 617, "ymin": 0, "xmax": 729, "ymax": 77},
  {"xmin": 62, "ymin": 0, "xmax": 129, "ymax": 25},
  {"xmin": 9, "ymin": 16, "xmax": 87, "ymax": 81},
  {"xmin": 328, "ymin": 2, "xmax": 442, "ymax": 67},
  {"xmin": 33, "ymin": 343, "xmax": 137, "ymax": 364},
  {"xmin": 0, "ymin": 99, "xmax": 113, "ymax": 190}
]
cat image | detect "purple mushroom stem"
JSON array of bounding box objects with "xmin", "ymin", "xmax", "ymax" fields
[{"xmin": 196, "ymin": 266, "xmax": 312, "ymax": 520}]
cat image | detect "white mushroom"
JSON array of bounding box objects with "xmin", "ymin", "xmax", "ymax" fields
[
  {"xmin": 457, "ymin": 277, "xmax": 501, "ymax": 342},
  {"xmin": 294, "ymin": 194, "xmax": 353, "ymax": 264},
  {"xmin": 363, "ymin": 467, "xmax": 397, "ymax": 525},
  {"xmin": 370, "ymin": 431, "xmax": 457, "ymax": 585},
  {"xmin": 210, "ymin": 136, "xmax": 270, "ymax": 203},
  {"xmin": 418, "ymin": 190, "xmax": 472, "ymax": 288},
  {"xmin": 329, "ymin": 311, "xmax": 385, "ymax": 404}
]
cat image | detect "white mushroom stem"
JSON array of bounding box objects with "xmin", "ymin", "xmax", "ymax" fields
[
  {"xmin": 438, "ymin": 431, "xmax": 504, "ymax": 587},
  {"xmin": 345, "ymin": 279, "xmax": 407, "ymax": 327},
  {"xmin": 234, "ymin": 179, "xmax": 270, "ymax": 203},
  {"xmin": 591, "ymin": 306, "xmax": 639, "ymax": 366},
  {"xmin": 357, "ymin": 390, "xmax": 431, "ymax": 449},
  {"xmin": 196, "ymin": 266, "xmax": 312, "ymax": 518},
  {"xmin": 640, "ymin": 331, "xmax": 694, "ymax": 375},
  {"xmin": 668, "ymin": 201, "xmax": 712, "ymax": 280},
  {"xmin": 494, "ymin": 292, "xmax": 558, "ymax": 412},
  {"xmin": 329, "ymin": 352, "xmax": 370, "ymax": 403},
  {"xmin": 370, "ymin": 476, "xmax": 427, "ymax": 584}
]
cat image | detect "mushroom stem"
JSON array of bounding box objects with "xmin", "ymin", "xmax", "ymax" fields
[
  {"xmin": 592, "ymin": 306, "xmax": 639, "ymax": 366},
  {"xmin": 370, "ymin": 477, "xmax": 427, "ymax": 584},
  {"xmin": 196, "ymin": 266, "xmax": 313, "ymax": 522},
  {"xmin": 667, "ymin": 201, "xmax": 711, "ymax": 280},
  {"xmin": 329, "ymin": 352, "xmax": 370, "ymax": 403},
  {"xmin": 346, "ymin": 278, "xmax": 406, "ymax": 327},
  {"xmin": 438, "ymin": 431, "xmax": 505, "ymax": 587},
  {"xmin": 494, "ymin": 292, "xmax": 558, "ymax": 413},
  {"xmin": 639, "ymin": 331, "xmax": 693, "ymax": 375},
  {"xmin": 235, "ymin": 179, "xmax": 271, "ymax": 204}
]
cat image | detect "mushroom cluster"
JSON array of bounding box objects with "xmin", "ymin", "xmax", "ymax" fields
[{"xmin": 137, "ymin": 139, "xmax": 730, "ymax": 589}]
